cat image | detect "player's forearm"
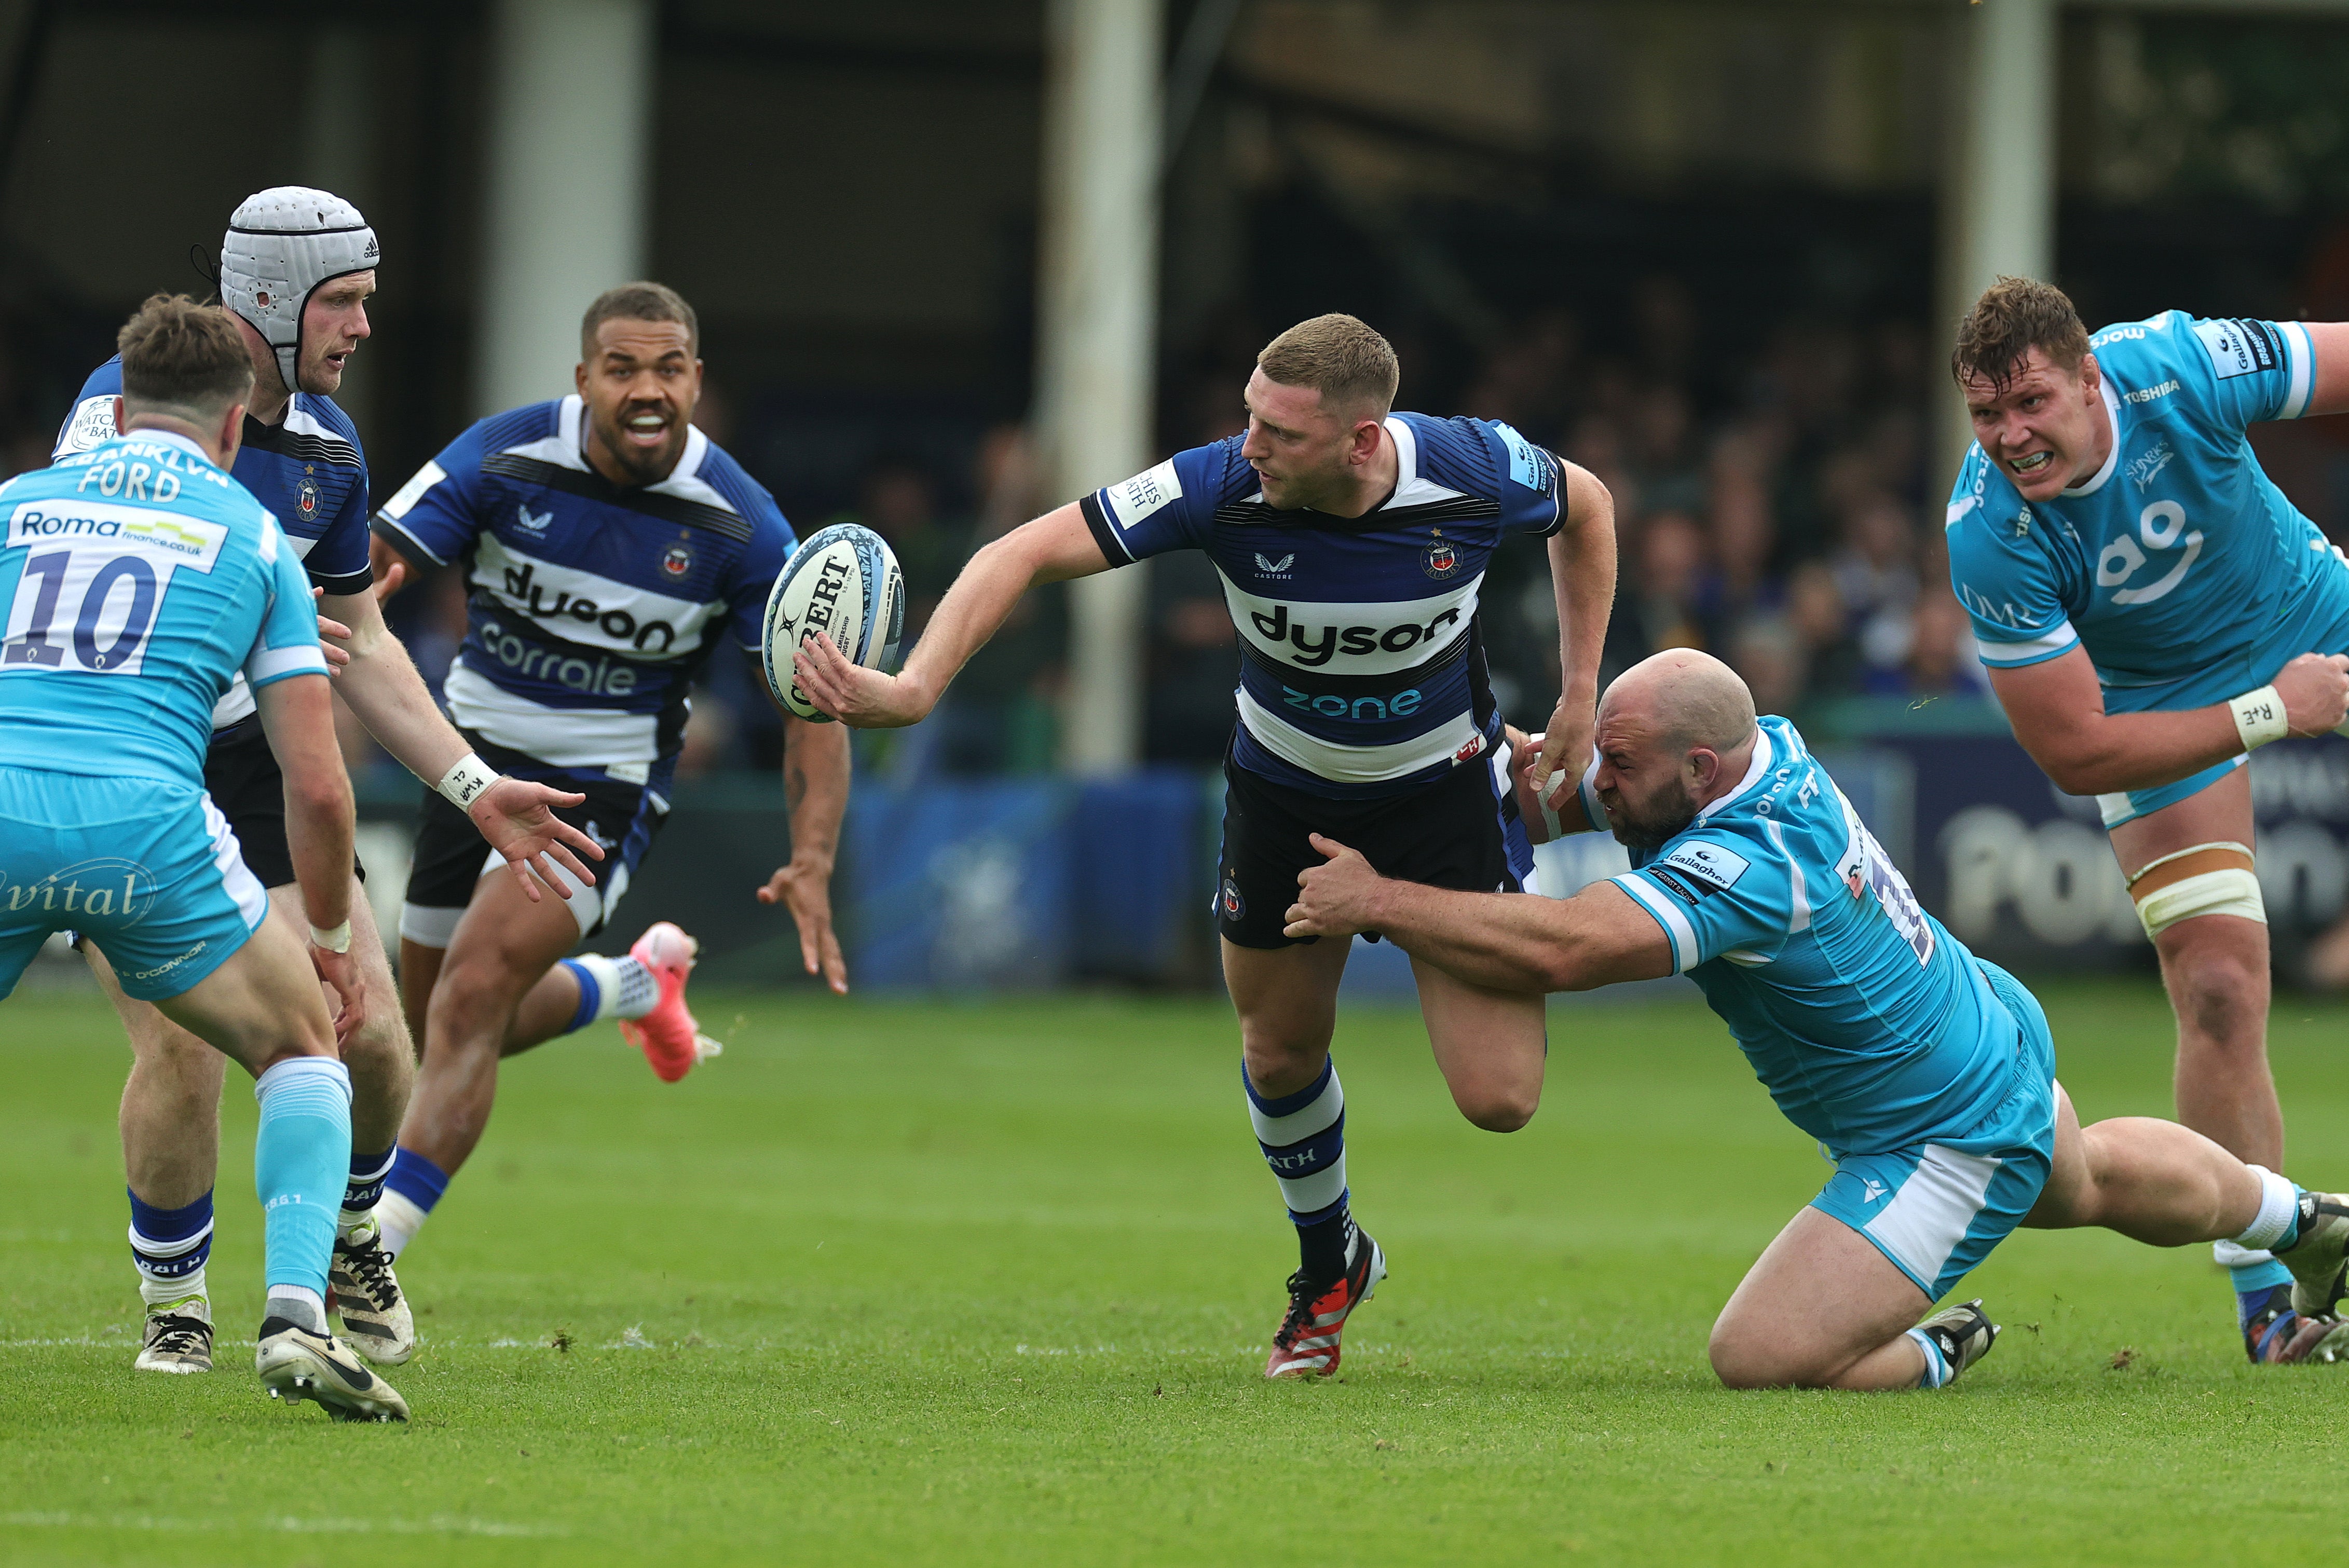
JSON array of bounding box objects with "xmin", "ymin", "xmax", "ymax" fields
[
  {"xmin": 256, "ymin": 678, "xmax": 356, "ymax": 930},
  {"xmin": 781, "ymin": 716, "xmax": 850, "ymax": 875},
  {"xmin": 2010, "ymin": 705, "xmax": 2244, "ymax": 797},
  {"xmin": 897, "ymin": 502, "xmax": 1097, "ymax": 712},
  {"xmin": 1359, "ymin": 878, "xmax": 1575, "ymax": 993},
  {"xmin": 333, "ymin": 628, "xmax": 470, "ymax": 785},
  {"xmin": 1550, "ymin": 465, "xmax": 1617, "ymax": 700}
]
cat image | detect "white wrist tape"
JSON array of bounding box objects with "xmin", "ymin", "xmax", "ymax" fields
[
  {"xmin": 438, "ymin": 751, "xmax": 499, "ymax": 809},
  {"xmin": 1524, "ymin": 734, "xmax": 1564, "ymax": 842},
  {"xmin": 2229, "ymin": 686, "xmax": 2289, "ymax": 752},
  {"xmin": 308, "ymin": 920, "xmax": 352, "ymax": 953}
]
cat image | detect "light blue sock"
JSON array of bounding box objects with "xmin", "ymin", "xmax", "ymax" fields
[{"xmin": 252, "ymin": 1056, "xmax": 352, "ymax": 1302}]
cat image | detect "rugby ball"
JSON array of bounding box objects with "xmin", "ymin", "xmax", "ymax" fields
[{"xmin": 760, "ymin": 523, "xmax": 905, "ymax": 721}]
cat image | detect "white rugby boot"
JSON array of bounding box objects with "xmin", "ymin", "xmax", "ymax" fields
[
  {"xmin": 329, "ymin": 1214, "xmax": 416, "ymax": 1366},
  {"xmin": 2276, "ymin": 1191, "xmax": 2349, "ymax": 1319},
  {"xmin": 255, "ymin": 1316, "xmax": 409, "ymax": 1423},
  {"xmin": 1914, "ymin": 1298, "xmax": 1999, "ymax": 1386},
  {"xmin": 134, "ymin": 1294, "xmax": 214, "ymax": 1374}
]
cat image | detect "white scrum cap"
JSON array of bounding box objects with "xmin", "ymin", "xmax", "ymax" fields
[{"xmin": 219, "ymin": 187, "xmax": 379, "ymax": 390}]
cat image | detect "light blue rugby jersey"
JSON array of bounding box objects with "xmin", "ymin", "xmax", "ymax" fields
[
  {"xmin": 0, "ymin": 429, "xmax": 327, "ymax": 786},
  {"xmin": 371, "ymin": 396, "xmax": 796, "ymax": 789},
  {"xmin": 1083, "ymin": 414, "xmax": 1564, "ymax": 798},
  {"xmin": 56, "ymin": 355, "xmax": 371, "ymax": 731},
  {"xmin": 1947, "ymin": 311, "xmax": 2349, "ymax": 710},
  {"xmin": 1591, "ymin": 716, "xmax": 2025, "ymax": 1154}
]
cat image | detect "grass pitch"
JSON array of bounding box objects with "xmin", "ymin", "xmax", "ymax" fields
[{"xmin": 6, "ymin": 978, "xmax": 2349, "ymax": 1566}]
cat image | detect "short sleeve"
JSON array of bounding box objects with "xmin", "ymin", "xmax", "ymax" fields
[
  {"xmin": 1482, "ymin": 420, "xmax": 1565, "ymax": 538},
  {"xmin": 371, "ymin": 422, "xmax": 487, "ymax": 566},
  {"xmin": 728, "ymin": 506, "xmax": 797, "ymax": 652},
  {"xmin": 243, "ymin": 518, "xmax": 331, "ymax": 690},
  {"xmin": 1944, "ymin": 450, "xmax": 2078, "ymax": 669},
  {"xmin": 1080, "ymin": 439, "xmax": 1241, "ymax": 565},
  {"xmin": 1609, "ymin": 834, "xmax": 1789, "ymax": 974},
  {"xmin": 52, "ymin": 360, "xmax": 122, "ymax": 459},
  {"xmin": 2171, "ymin": 313, "xmax": 2317, "ymax": 429},
  {"xmin": 305, "ymin": 446, "xmax": 374, "ymax": 597}
]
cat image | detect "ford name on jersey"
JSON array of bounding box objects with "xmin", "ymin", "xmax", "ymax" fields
[
  {"xmin": 1947, "ymin": 310, "xmax": 2349, "ymax": 713},
  {"xmin": 1082, "ymin": 413, "xmax": 1563, "ymax": 798},
  {"xmin": 52, "ymin": 354, "xmax": 371, "ymax": 734},
  {"xmin": 1596, "ymin": 716, "xmax": 2015, "ymax": 1154},
  {"xmin": 371, "ymin": 395, "xmax": 794, "ymax": 785}
]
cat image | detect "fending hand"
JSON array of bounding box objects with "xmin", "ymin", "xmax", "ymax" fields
[{"xmin": 466, "ymin": 778, "xmax": 604, "ymax": 901}]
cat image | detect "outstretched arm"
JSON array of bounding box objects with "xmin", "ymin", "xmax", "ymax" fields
[
  {"xmin": 1989, "ymin": 645, "xmax": 2349, "ymax": 797},
  {"xmin": 2302, "ymin": 322, "xmax": 2349, "ymax": 417},
  {"xmin": 1283, "ymin": 835, "xmax": 1670, "ymax": 993},
  {"xmin": 791, "ymin": 501, "xmax": 1110, "ymax": 727},
  {"xmin": 1531, "ymin": 460, "xmax": 1617, "ymax": 805}
]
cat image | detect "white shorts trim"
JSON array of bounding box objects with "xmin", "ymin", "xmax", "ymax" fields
[{"xmin": 1863, "ymin": 1143, "xmax": 2003, "ymax": 1291}]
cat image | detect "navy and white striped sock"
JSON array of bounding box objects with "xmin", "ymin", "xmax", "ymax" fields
[
  {"xmin": 557, "ymin": 954, "xmax": 660, "ymax": 1031},
  {"xmin": 1244, "ymin": 1058, "xmax": 1356, "ymax": 1282},
  {"xmin": 127, "ymin": 1187, "xmax": 213, "ymax": 1308},
  {"xmin": 341, "ymin": 1147, "xmax": 395, "ymax": 1238}
]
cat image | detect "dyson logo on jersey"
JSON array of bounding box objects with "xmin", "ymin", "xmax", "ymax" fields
[
  {"xmin": 476, "ymin": 613, "xmax": 640, "ymax": 696},
  {"xmin": 500, "ymin": 561, "xmax": 677, "ymax": 653},
  {"xmin": 1248, "ymin": 601, "xmax": 1464, "ymax": 666}
]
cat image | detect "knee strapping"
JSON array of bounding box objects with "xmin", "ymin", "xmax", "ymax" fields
[{"xmin": 2128, "ymin": 841, "xmax": 2265, "ymax": 939}]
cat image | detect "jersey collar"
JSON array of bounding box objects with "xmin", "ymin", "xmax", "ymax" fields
[
  {"xmin": 560, "ymin": 392, "xmax": 712, "ymax": 489},
  {"xmin": 2059, "ymin": 377, "xmax": 2124, "ymax": 498},
  {"xmin": 117, "ymin": 427, "xmax": 215, "ymax": 468},
  {"xmin": 1694, "ymin": 723, "xmax": 1776, "ymax": 827}
]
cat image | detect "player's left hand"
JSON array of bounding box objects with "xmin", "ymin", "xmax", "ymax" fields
[
  {"xmin": 1529, "ymin": 688, "xmax": 1596, "ymax": 815},
  {"xmin": 1284, "ymin": 833, "xmax": 1384, "ymax": 940},
  {"xmin": 309, "ymin": 942, "xmax": 366, "ymax": 1047},
  {"xmin": 760, "ymin": 857, "xmax": 848, "ymax": 994},
  {"xmin": 311, "ymin": 587, "xmax": 354, "ymax": 669},
  {"xmin": 465, "ymin": 778, "xmax": 605, "ymax": 901}
]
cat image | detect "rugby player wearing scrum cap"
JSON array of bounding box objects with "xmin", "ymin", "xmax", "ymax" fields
[{"xmin": 54, "ymin": 187, "xmax": 599, "ymax": 1378}]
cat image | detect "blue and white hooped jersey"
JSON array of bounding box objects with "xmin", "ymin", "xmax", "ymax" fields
[
  {"xmin": 1593, "ymin": 716, "xmax": 2028, "ymax": 1155},
  {"xmin": 0, "ymin": 429, "xmax": 327, "ymax": 787},
  {"xmin": 1083, "ymin": 413, "xmax": 1564, "ymax": 798},
  {"xmin": 370, "ymin": 396, "xmax": 795, "ymax": 787},
  {"xmin": 55, "ymin": 355, "xmax": 370, "ymax": 731},
  {"xmin": 1947, "ymin": 312, "xmax": 2349, "ymax": 711}
]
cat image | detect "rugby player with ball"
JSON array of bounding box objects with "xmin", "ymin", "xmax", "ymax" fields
[
  {"xmin": 365, "ymin": 283, "xmax": 850, "ymax": 1269},
  {"xmin": 792, "ymin": 313, "xmax": 1616, "ymax": 1377}
]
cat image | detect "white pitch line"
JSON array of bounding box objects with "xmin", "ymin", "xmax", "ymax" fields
[{"xmin": 2, "ymin": 1511, "xmax": 567, "ymax": 1539}]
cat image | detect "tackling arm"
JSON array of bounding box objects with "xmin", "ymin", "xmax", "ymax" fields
[
  {"xmin": 1283, "ymin": 836, "xmax": 1671, "ymax": 993},
  {"xmin": 1989, "ymin": 645, "xmax": 2349, "ymax": 797},
  {"xmin": 792, "ymin": 501, "xmax": 1111, "ymax": 727}
]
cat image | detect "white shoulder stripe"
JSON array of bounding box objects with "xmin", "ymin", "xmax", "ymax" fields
[
  {"xmin": 2281, "ymin": 319, "xmax": 2316, "ymax": 420},
  {"xmin": 1974, "ymin": 620, "xmax": 2078, "ymax": 664},
  {"xmin": 1613, "ymin": 872, "xmax": 1696, "ymax": 973}
]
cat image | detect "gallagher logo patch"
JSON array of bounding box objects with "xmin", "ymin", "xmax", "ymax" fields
[
  {"xmin": 661, "ymin": 542, "xmax": 693, "ymax": 579},
  {"xmin": 1659, "ymin": 841, "xmax": 1750, "ymax": 892}
]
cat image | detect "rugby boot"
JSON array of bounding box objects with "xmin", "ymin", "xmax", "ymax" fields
[
  {"xmin": 2275, "ymin": 1191, "xmax": 2349, "ymax": 1318},
  {"xmin": 255, "ymin": 1317, "xmax": 409, "ymax": 1423},
  {"xmin": 134, "ymin": 1294, "xmax": 213, "ymax": 1374},
  {"xmin": 1914, "ymin": 1298, "xmax": 1999, "ymax": 1385},
  {"xmin": 329, "ymin": 1214, "xmax": 415, "ymax": 1366},
  {"xmin": 1265, "ymin": 1231, "xmax": 1385, "ymax": 1379},
  {"xmin": 2241, "ymin": 1285, "xmax": 2349, "ymax": 1364},
  {"xmin": 618, "ymin": 921, "xmax": 724, "ymax": 1083}
]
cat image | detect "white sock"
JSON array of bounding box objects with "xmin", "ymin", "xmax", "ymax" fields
[
  {"xmin": 2234, "ymin": 1165, "xmax": 2301, "ymax": 1252},
  {"xmin": 266, "ymin": 1284, "xmax": 326, "ymax": 1334},
  {"xmin": 140, "ymin": 1264, "xmax": 208, "ymax": 1309},
  {"xmin": 376, "ymin": 1190, "xmax": 429, "ymax": 1261},
  {"xmin": 566, "ymin": 953, "xmax": 660, "ymax": 1023}
]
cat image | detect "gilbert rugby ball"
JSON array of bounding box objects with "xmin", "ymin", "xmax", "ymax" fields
[{"xmin": 760, "ymin": 523, "xmax": 905, "ymax": 721}]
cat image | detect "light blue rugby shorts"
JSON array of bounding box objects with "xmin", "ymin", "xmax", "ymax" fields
[
  {"xmin": 1808, "ymin": 960, "xmax": 2059, "ymax": 1301},
  {"xmin": 0, "ymin": 766, "xmax": 270, "ymax": 1002},
  {"xmin": 2093, "ymin": 755, "xmax": 2245, "ymax": 830}
]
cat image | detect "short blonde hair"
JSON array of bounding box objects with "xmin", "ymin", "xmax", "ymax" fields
[{"xmin": 1257, "ymin": 313, "xmax": 1399, "ymax": 418}]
